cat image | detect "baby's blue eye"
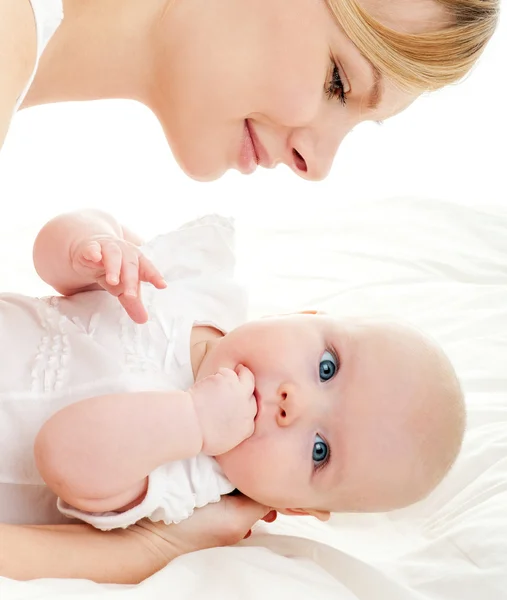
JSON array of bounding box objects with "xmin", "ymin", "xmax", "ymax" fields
[
  {"xmin": 319, "ymin": 350, "xmax": 338, "ymax": 382},
  {"xmin": 313, "ymin": 434, "xmax": 329, "ymax": 466}
]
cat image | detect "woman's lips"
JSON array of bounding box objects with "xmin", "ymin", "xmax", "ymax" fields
[
  {"xmin": 246, "ymin": 121, "xmax": 273, "ymax": 168},
  {"xmin": 238, "ymin": 121, "xmax": 258, "ymax": 174},
  {"xmin": 237, "ymin": 120, "xmax": 274, "ymax": 174}
]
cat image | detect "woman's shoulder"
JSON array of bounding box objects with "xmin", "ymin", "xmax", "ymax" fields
[
  {"xmin": 0, "ymin": 0, "xmax": 63, "ymax": 145},
  {"xmin": 13, "ymin": 0, "xmax": 64, "ymax": 112},
  {"xmin": 0, "ymin": 0, "xmax": 38, "ymax": 116}
]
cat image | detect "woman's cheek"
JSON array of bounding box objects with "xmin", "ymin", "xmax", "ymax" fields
[{"xmin": 262, "ymin": 68, "xmax": 323, "ymax": 127}]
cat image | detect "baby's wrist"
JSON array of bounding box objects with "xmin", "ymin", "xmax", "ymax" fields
[{"xmin": 186, "ymin": 389, "xmax": 207, "ymax": 455}]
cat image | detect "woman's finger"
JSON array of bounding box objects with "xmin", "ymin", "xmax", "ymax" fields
[
  {"xmin": 218, "ymin": 494, "xmax": 273, "ymax": 542},
  {"xmin": 262, "ymin": 510, "xmax": 277, "ymax": 523}
]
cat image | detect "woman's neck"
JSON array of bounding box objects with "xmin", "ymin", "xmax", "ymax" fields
[{"xmin": 22, "ymin": 0, "xmax": 170, "ymax": 109}]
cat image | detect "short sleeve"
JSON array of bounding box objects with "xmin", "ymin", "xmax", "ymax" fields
[
  {"xmin": 141, "ymin": 214, "xmax": 248, "ymax": 335},
  {"xmin": 142, "ymin": 214, "xmax": 237, "ymax": 281},
  {"xmin": 57, "ymin": 454, "xmax": 234, "ymax": 530}
]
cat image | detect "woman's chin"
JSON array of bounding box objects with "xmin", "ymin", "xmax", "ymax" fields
[{"xmin": 177, "ymin": 155, "xmax": 227, "ymax": 182}]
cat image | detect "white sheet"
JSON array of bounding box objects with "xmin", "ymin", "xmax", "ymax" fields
[{"xmin": 1, "ymin": 196, "xmax": 507, "ymax": 599}]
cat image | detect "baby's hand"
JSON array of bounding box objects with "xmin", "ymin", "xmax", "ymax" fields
[
  {"xmin": 71, "ymin": 235, "xmax": 166, "ymax": 324},
  {"xmin": 190, "ymin": 366, "xmax": 257, "ymax": 456}
]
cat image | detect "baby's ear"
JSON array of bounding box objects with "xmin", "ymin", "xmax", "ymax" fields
[{"xmin": 280, "ymin": 508, "xmax": 331, "ymax": 521}]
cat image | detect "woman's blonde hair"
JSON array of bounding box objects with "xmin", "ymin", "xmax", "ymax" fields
[{"xmin": 326, "ymin": 0, "xmax": 499, "ymax": 93}]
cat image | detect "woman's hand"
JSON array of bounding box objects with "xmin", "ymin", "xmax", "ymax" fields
[
  {"xmin": 70, "ymin": 234, "xmax": 167, "ymax": 323},
  {"xmin": 0, "ymin": 495, "xmax": 276, "ymax": 584},
  {"xmin": 132, "ymin": 494, "xmax": 277, "ymax": 561}
]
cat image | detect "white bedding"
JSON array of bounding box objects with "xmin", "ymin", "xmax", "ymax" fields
[{"xmin": 1, "ymin": 196, "xmax": 506, "ymax": 599}]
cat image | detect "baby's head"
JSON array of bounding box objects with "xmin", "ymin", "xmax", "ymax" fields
[{"xmin": 197, "ymin": 313, "xmax": 465, "ymax": 519}]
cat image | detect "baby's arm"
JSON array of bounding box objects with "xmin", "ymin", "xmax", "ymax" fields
[
  {"xmin": 33, "ymin": 209, "xmax": 166, "ymax": 323},
  {"xmin": 35, "ymin": 367, "xmax": 256, "ymax": 515},
  {"xmin": 33, "ymin": 209, "xmax": 141, "ymax": 295}
]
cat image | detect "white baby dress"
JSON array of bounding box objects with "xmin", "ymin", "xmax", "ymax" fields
[{"xmin": 0, "ymin": 216, "xmax": 247, "ymax": 528}]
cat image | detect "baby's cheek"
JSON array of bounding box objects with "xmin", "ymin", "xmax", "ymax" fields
[{"xmin": 220, "ymin": 442, "xmax": 273, "ymax": 498}]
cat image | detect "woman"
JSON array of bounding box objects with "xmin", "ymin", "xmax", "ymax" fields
[
  {"xmin": 0, "ymin": 0, "xmax": 499, "ymax": 583},
  {"xmin": 3, "ymin": 0, "xmax": 498, "ymax": 181}
]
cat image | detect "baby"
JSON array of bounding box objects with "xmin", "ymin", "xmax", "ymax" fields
[{"xmin": 0, "ymin": 211, "xmax": 465, "ymax": 529}]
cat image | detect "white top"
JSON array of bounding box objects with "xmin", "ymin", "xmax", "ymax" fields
[
  {"xmin": 0, "ymin": 216, "xmax": 246, "ymax": 528},
  {"xmin": 15, "ymin": 0, "xmax": 64, "ymax": 111}
]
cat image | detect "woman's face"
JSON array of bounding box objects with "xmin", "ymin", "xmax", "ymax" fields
[{"xmin": 153, "ymin": 0, "xmax": 447, "ymax": 181}]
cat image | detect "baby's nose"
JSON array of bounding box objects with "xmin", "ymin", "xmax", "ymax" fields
[{"xmin": 276, "ymin": 383, "xmax": 303, "ymax": 427}]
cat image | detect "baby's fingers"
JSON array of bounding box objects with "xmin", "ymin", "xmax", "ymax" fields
[
  {"xmin": 101, "ymin": 241, "xmax": 123, "ymax": 286},
  {"xmin": 119, "ymin": 292, "xmax": 149, "ymax": 325},
  {"xmin": 120, "ymin": 252, "xmax": 141, "ymax": 298},
  {"xmin": 235, "ymin": 364, "xmax": 255, "ymax": 392},
  {"xmin": 80, "ymin": 241, "xmax": 102, "ymax": 263},
  {"xmin": 139, "ymin": 255, "xmax": 167, "ymax": 290}
]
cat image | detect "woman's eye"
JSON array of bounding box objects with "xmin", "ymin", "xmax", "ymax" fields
[
  {"xmin": 313, "ymin": 434, "xmax": 329, "ymax": 466},
  {"xmin": 319, "ymin": 350, "xmax": 338, "ymax": 382},
  {"xmin": 325, "ymin": 62, "xmax": 347, "ymax": 106}
]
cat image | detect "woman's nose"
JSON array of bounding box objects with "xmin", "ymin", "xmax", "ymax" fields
[
  {"xmin": 276, "ymin": 383, "xmax": 304, "ymax": 427},
  {"xmin": 288, "ymin": 117, "xmax": 349, "ymax": 181}
]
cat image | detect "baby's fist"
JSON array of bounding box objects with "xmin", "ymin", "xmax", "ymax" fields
[{"xmin": 190, "ymin": 366, "xmax": 257, "ymax": 456}]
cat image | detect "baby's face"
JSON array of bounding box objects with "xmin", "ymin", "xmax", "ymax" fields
[{"xmin": 196, "ymin": 314, "xmax": 463, "ymax": 518}]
